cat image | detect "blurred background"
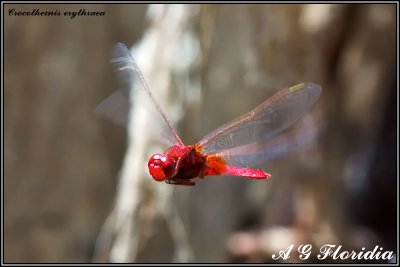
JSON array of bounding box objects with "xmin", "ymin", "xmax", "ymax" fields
[{"xmin": 4, "ymin": 3, "xmax": 397, "ymax": 263}]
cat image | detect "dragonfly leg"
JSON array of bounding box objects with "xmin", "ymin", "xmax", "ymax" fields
[
  {"xmin": 167, "ymin": 157, "xmax": 183, "ymax": 178},
  {"xmin": 166, "ymin": 178, "xmax": 196, "ymax": 186}
]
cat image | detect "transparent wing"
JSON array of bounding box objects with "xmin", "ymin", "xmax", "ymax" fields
[
  {"xmin": 197, "ymin": 83, "xmax": 321, "ymax": 166},
  {"xmin": 214, "ymin": 118, "xmax": 320, "ymax": 167},
  {"xmin": 95, "ymin": 43, "xmax": 183, "ymax": 147},
  {"xmin": 94, "ymin": 89, "xmax": 130, "ymax": 127}
]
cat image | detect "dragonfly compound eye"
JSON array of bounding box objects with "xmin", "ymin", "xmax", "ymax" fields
[
  {"xmin": 148, "ymin": 153, "xmax": 177, "ymax": 181},
  {"xmin": 148, "ymin": 154, "xmax": 166, "ymax": 181}
]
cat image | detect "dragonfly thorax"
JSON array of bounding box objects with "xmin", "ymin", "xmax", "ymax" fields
[{"xmin": 148, "ymin": 153, "xmax": 176, "ymax": 181}]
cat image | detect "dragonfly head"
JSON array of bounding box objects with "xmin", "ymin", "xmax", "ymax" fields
[{"xmin": 148, "ymin": 153, "xmax": 175, "ymax": 181}]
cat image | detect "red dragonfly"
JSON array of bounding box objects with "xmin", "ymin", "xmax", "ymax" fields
[{"xmin": 96, "ymin": 43, "xmax": 322, "ymax": 186}]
